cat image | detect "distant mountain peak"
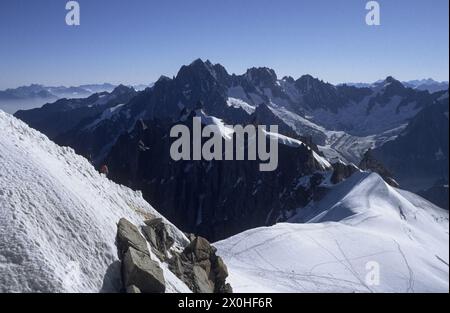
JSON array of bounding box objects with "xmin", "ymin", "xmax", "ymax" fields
[
  {"xmin": 375, "ymin": 76, "xmax": 405, "ymax": 92},
  {"xmin": 186, "ymin": 58, "xmax": 216, "ymax": 72},
  {"xmin": 296, "ymin": 74, "xmax": 325, "ymax": 85},
  {"xmin": 245, "ymin": 67, "xmax": 278, "ymax": 86},
  {"xmin": 189, "ymin": 58, "xmax": 209, "ymax": 66},
  {"xmin": 176, "ymin": 58, "xmax": 221, "ymax": 83},
  {"xmin": 385, "ymin": 76, "xmax": 398, "ymax": 83},
  {"xmin": 295, "ymin": 74, "xmax": 331, "ymax": 93},
  {"xmin": 403, "ymin": 79, "xmax": 449, "ymax": 93},
  {"xmin": 383, "ymin": 76, "xmax": 404, "ymax": 87},
  {"xmin": 156, "ymin": 75, "xmax": 172, "ymax": 83},
  {"xmin": 282, "ymin": 76, "xmax": 295, "ymax": 84},
  {"xmin": 111, "ymin": 84, "xmax": 135, "ymax": 95}
]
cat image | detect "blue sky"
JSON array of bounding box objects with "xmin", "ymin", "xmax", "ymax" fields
[{"xmin": 0, "ymin": 0, "xmax": 448, "ymax": 89}]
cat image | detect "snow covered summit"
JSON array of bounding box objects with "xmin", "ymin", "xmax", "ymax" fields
[
  {"xmin": 0, "ymin": 110, "xmax": 189, "ymax": 292},
  {"xmin": 216, "ymin": 172, "xmax": 449, "ymax": 293}
]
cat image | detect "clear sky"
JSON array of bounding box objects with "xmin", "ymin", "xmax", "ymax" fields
[{"xmin": 0, "ymin": 0, "xmax": 448, "ymax": 89}]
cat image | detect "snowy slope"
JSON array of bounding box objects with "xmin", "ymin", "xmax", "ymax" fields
[
  {"xmin": 224, "ymin": 90, "xmax": 404, "ymax": 164},
  {"xmin": 267, "ymin": 103, "xmax": 407, "ymax": 163},
  {"xmin": 215, "ymin": 172, "xmax": 449, "ymax": 293},
  {"xmin": 0, "ymin": 110, "xmax": 190, "ymax": 293}
]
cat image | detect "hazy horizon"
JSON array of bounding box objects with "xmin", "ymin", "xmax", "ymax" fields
[
  {"xmin": 1, "ymin": 0, "xmax": 449, "ymax": 89},
  {"xmin": 1, "ymin": 59, "xmax": 449, "ymax": 91}
]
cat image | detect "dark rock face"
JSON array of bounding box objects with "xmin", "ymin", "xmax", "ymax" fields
[
  {"xmin": 106, "ymin": 113, "xmax": 328, "ymax": 241},
  {"xmin": 192, "ymin": 265, "xmax": 215, "ymax": 293},
  {"xmin": 367, "ymin": 77, "xmax": 435, "ymax": 115},
  {"xmin": 168, "ymin": 235, "xmax": 232, "ymax": 293},
  {"xmin": 115, "ymin": 218, "xmax": 232, "ymax": 293},
  {"xmin": 184, "ymin": 236, "xmax": 214, "ymax": 261},
  {"xmin": 418, "ymin": 180, "xmax": 449, "ymax": 211},
  {"xmin": 359, "ymin": 149, "xmax": 399, "ymax": 188},
  {"xmin": 372, "ymin": 97, "xmax": 449, "ymax": 192},
  {"xmin": 294, "ymin": 75, "xmax": 366, "ymax": 113},
  {"xmin": 15, "ymin": 85, "xmax": 137, "ymax": 140},
  {"xmin": 122, "ymin": 247, "xmax": 166, "ymax": 293},
  {"xmin": 331, "ymin": 162, "xmax": 360, "ymax": 184},
  {"xmin": 116, "ymin": 218, "xmax": 167, "ymax": 293},
  {"xmin": 116, "ymin": 218, "xmax": 150, "ymax": 258},
  {"xmin": 126, "ymin": 285, "xmax": 141, "ymax": 293},
  {"xmin": 141, "ymin": 218, "xmax": 175, "ymax": 260}
]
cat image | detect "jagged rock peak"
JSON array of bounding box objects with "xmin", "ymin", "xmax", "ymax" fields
[
  {"xmin": 111, "ymin": 84, "xmax": 135, "ymax": 95},
  {"xmin": 158, "ymin": 75, "xmax": 173, "ymax": 82},
  {"xmin": 176, "ymin": 58, "xmax": 227, "ymax": 83},
  {"xmin": 282, "ymin": 76, "xmax": 295, "ymax": 84},
  {"xmin": 245, "ymin": 67, "xmax": 278, "ymax": 86},
  {"xmin": 385, "ymin": 76, "xmax": 399, "ymax": 84},
  {"xmin": 296, "ymin": 74, "xmax": 330, "ymax": 88},
  {"xmin": 382, "ymin": 76, "xmax": 405, "ymax": 90}
]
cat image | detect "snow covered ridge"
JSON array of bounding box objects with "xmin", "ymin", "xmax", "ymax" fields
[
  {"xmin": 0, "ymin": 110, "xmax": 190, "ymax": 292},
  {"xmin": 173, "ymin": 110, "xmax": 331, "ymax": 172},
  {"xmin": 216, "ymin": 172, "xmax": 449, "ymax": 293}
]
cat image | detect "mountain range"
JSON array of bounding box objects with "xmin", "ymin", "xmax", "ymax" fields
[
  {"xmin": 0, "ymin": 83, "xmax": 152, "ymax": 114},
  {"xmin": 344, "ymin": 79, "xmax": 449, "ymax": 93},
  {"xmin": 1, "ymin": 110, "xmax": 447, "ymax": 292},
  {"xmin": 0, "ymin": 83, "xmax": 153, "ymax": 101},
  {"xmin": 13, "ymin": 59, "xmax": 449, "ymax": 241},
  {"xmin": 0, "ymin": 83, "xmax": 116, "ymax": 100}
]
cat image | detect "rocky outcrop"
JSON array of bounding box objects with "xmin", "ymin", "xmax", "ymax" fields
[
  {"xmin": 116, "ymin": 218, "xmax": 149, "ymax": 258},
  {"xmin": 116, "ymin": 218, "xmax": 232, "ymax": 293},
  {"xmin": 116, "ymin": 218, "xmax": 166, "ymax": 293},
  {"xmin": 331, "ymin": 161, "xmax": 360, "ymax": 184},
  {"xmin": 126, "ymin": 285, "xmax": 141, "ymax": 293},
  {"xmin": 359, "ymin": 149, "xmax": 399, "ymax": 188},
  {"xmin": 141, "ymin": 218, "xmax": 175, "ymax": 260},
  {"xmin": 122, "ymin": 247, "xmax": 165, "ymax": 293},
  {"xmin": 168, "ymin": 235, "xmax": 232, "ymax": 293}
]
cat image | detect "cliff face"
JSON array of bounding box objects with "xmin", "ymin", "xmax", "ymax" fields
[
  {"xmin": 372, "ymin": 97, "xmax": 449, "ymax": 192},
  {"xmin": 106, "ymin": 114, "xmax": 331, "ymax": 241}
]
